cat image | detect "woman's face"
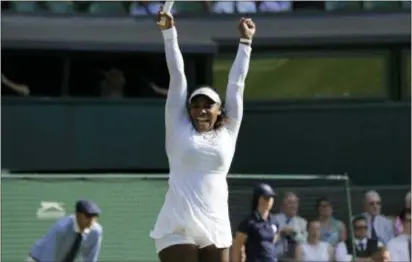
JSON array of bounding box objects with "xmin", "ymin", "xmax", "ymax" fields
[
  {"xmin": 188, "ymin": 95, "xmax": 221, "ymax": 132},
  {"xmin": 258, "ymin": 195, "xmax": 274, "ymax": 211},
  {"xmin": 318, "ymin": 200, "xmax": 333, "ymax": 217}
]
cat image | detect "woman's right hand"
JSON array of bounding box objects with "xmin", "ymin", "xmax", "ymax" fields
[{"xmin": 157, "ymin": 9, "xmax": 174, "ymax": 31}]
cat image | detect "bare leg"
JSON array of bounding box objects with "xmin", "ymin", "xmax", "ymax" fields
[
  {"xmin": 198, "ymin": 245, "xmax": 230, "ymax": 262},
  {"xmin": 159, "ymin": 244, "xmax": 199, "ymax": 262}
]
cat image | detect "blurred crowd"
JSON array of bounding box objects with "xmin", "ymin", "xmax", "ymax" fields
[
  {"xmin": 1, "ymin": 1, "xmax": 410, "ymax": 15},
  {"xmin": 235, "ymin": 190, "xmax": 411, "ymax": 262}
]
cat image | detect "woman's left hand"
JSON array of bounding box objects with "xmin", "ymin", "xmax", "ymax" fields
[{"xmin": 238, "ymin": 17, "xmax": 256, "ymax": 40}]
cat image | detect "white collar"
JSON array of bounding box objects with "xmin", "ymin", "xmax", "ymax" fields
[
  {"xmin": 72, "ymin": 215, "xmax": 90, "ymax": 234},
  {"xmin": 355, "ymin": 238, "xmax": 367, "ymax": 244}
]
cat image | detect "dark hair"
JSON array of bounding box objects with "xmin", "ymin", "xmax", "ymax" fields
[
  {"xmin": 316, "ymin": 197, "xmax": 332, "ymax": 208},
  {"xmin": 352, "ymin": 215, "xmax": 367, "ymax": 226},
  {"xmin": 306, "ymin": 218, "xmax": 320, "ymax": 230},
  {"xmin": 187, "ymin": 87, "xmax": 228, "ymax": 130},
  {"xmin": 399, "ymin": 207, "xmax": 411, "ymax": 221}
]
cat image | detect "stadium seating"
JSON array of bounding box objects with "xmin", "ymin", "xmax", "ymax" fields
[
  {"xmin": 88, "ymin": 2, "xmax": 127, "ymax": 15},
  {"xmin": 363, "ymin": 1, "xmax": 401, "ymax": 11},
  {"xmin": 9, "ymin": 1, "xmax": 39, "ymax": 13},
  {"xmin": 325, "ymin": 1, "xmax": 362, "ymax": 12},
  {"xmin": 44, "ymin": 2, "xmax": 76, "ymax": 15}
]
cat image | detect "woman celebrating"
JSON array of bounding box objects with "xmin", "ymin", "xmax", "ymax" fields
[
  {"xmin": 232, "ymin": 183, "xmax": 279, "ymax": 262},
  {"xmin": 295, "ymin": 219, "xmax": 334, "ymax": 262},
  {"xmin": 149, "ymin": 10, "xmax": 255, "ymax": 262}
]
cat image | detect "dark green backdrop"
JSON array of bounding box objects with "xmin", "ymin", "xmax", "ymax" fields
[{"xmin": 1, "ymin": 98, "xmax": 410, "ymax": 185}]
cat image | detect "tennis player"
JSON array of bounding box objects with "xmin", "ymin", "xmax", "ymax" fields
[
  {"xmin": 28, "ymin": 200, "xmax": 102, "ymax": 262},
  {"xmin": 150, "ymin": 10, "xmax": 255, "ymax": 262}
]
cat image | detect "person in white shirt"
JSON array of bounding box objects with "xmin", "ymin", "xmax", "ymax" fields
[
  {"xmin": 150, "ymin": 10, "xmax": 255, "ymax": 262},
  {"xmin": 361, "ymin": 190, "xmax": 394, "ymax": 244},
  {"xmin": 295, "ymin": 219, "xmax": 333, "ymax": 261},
  {"xmin": 335, "ymin": 216, "xmax": 383, "ymax": 262},
  {"xmin": 387, "ymin": 207, "xmax": 411, "ymax": 262},
  {"xmin": 274, "ymin": 192, "xmax": 308, "ymax": 261}
]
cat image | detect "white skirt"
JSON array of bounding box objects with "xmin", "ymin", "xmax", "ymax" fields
[{"xmin": 150, "ymin": 178, "xmax": 232, "ymax": 248}]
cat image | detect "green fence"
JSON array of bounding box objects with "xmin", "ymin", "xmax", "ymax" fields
[
  {"xmin": 1, "ymin": 174, "xmax": 408, "ymax": 262},
  {"xmin": 1, "ymin": 175, "xmax": 168, "ymax": 262}
]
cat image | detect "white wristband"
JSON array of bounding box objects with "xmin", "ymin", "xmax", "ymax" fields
[{"xmin": 240, "ymin": 38, "xmax": 252, "ymax": 45}]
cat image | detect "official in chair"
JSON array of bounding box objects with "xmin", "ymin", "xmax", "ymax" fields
[{"xmin": 28, "ymin": 200, "xmax": 103, "ymax": 262}]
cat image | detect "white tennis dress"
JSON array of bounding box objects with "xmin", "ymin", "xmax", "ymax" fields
[{"xmin": 149, "ymin": 27, "xmax": 251, "ymax": 251}]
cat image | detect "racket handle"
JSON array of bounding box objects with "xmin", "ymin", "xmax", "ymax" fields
[{"xmin": 163, "ymin": 1, "xmax": 174, "ymax": 13}]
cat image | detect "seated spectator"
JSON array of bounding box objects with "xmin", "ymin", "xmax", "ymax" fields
[
  {"xmin": 88, "ymin": 1, "xmax": 127, "ymax": 15},
  {"xmin": 9, "ymin": 1, "xmax": 40, "ymax": 13},
  {"xmin": 130, "ymin": 1, "xmax": 173, "ymax": 16},
  {"xmin": 100, "ymin": 68, "xmax": 125, "ymax": 98},
  {"xmin": 387, "ymin": 208, "xmax": 411, "ymax": 262},
  {"xmin": 44, "ymin": 1, "xmax": 76, "ymax": 14},
  {"xmin": 1, "ymin": 73, "xmax": 30, "ymax": 96},
  {"xmin": 295, "ymin": 219, "xmax": 333, "ymax": 261},
  {"xmin": 258, "ymin": 1, "xmax": 292, "ymax": 13},
  {"xmin": 274, "ymin": 192, "xmax": 308, "ymax": 262},
  {"xmin": 394, "ymin": 191, "xmax": 410, "ymax": 235},
  {"xmin": 213, "ymin": 1, "xmax": 257, "ymax": 14},
  {"xmin": 335, "ymin": 216, "xmax": 383, "ymax": 262},
  {"xmin": 316, "ymin": 197, "xmax": 346, "ymax": 246},
  {"xmin": 174, "ymin": 1, "xmax": 210, "ymax": 14},
  {"xmin": 360, "ymin": 191, "xmax": 394, "ymax": 244}
]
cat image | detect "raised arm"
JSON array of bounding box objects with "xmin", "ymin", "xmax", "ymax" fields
[
  {"xmin": 225, "ymin": 18, "xmax": 255, "ymax": 136},
  {"xmin": 157, "ymin": 12, "xmax": 188, "ymax": 129}
]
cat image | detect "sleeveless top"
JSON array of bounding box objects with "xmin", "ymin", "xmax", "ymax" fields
[
  {"xmin": 300, "ymin": 242, "xmax": 330, "ymax": 262},
  {"xmin": 320, "ymin": 217, "xmax": 342, "ymax": 246}
]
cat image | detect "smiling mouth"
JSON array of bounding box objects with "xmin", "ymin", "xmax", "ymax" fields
[{"xmin": 196, "ymin": 117, "xmax": 210, "ymax": 125}]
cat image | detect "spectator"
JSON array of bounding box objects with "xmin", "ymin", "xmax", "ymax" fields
[
  {"xmin": 316, "ymin": 197, "xmax": 346, "ymax": 246},
  {"xmin": 1, "ymin": 73, "xmax": 30, "ymax": 96},
  {"xmin": 361, "ymin": 190, "xmax": 394, "ymax": 244},
  {"xmin": 99, "ymin": 68, "xmax": 125, "ymax": 98},
  {"xmin": 213, "ymin": 1, "xmax": 257, "ymax": 14},
  {"xmin": 387, "ymin": 207, "xmax": 411, "ymax": 262},
  {"xmin": 274, "ymin": 192, "xmax": 308, "ymax": 262},
  {"xmin": 394, "ymin": 191, "xmax": 410, "ymax": 235},
  {"xmin": 371, "ymin": 247, "xmax": 390, "ymax": 262},
  {"xmin": 335, "ymin": 216, "xmax": 383, "ymax": 262},
  {"xmin": 295, "ymin": 219, "xmax": 333, "ymax": 261},
  {"xmin": 130, "ymin": 1, "xmax": 173, "ymax": 16},
  {"xmin": 258, "ymin": 1, "xmax": 292, "ymax": 12}
]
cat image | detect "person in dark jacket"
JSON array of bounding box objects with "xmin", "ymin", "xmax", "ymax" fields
[
  {"xmin": 335, "ymin": 216, "xmax": 383, "ymax": 262},
  {"xmin": 232, "ymin": 183, "xmax": 279, "ymax": 262}
]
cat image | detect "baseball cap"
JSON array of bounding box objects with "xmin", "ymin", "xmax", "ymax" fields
[
  {"xmin": 189, "ymin": 87, "xmax": 222, "ymax": 104},
  {"xmin": 254, "ymin": 183, "xmax": 276, "ymax": 197},
  {"xmin": 75, "ymin": 200, "xmax": 101, "ymax": 216}
]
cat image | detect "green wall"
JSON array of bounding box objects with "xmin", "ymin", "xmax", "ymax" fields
[
  {"xmin": 2, "ymin": 175, "xmax": 409, "ymax": 262},
  {"xmin": 1, "ymin": 99, "xmax": 410, "ymax": 185},
  {"xmin": 1, "ymin": 178, "xmax": 167, "ymax": 262}
]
